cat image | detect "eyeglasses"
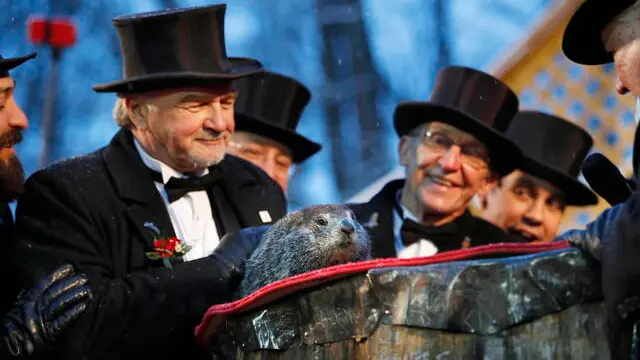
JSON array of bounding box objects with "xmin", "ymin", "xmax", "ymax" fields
[{"xmin": 417, "ymin": 130, "xmax": 490, "ymax": 169}]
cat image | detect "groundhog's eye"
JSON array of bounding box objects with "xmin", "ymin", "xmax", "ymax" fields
[{"xmin": 316, "ymin": 218, "xmax": 328, "ymax": 226}]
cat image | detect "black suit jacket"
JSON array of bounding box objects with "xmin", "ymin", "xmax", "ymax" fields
[
  {"xmin": 348, "ymin": 179, "xmax": 521, "ymax": 259},
  {"xmin": 7, "ymin": 129, "xmax": 287, "ymax": 360},
  {"xmin": 600, "ymin": 189, "xmax": 640, "ymax": 359},
  {"xmin": 0, "ymin": 203, "xmax": 15, "ymax": 315}
]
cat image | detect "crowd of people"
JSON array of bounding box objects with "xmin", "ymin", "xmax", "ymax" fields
[{"xmin": 0, "ymin": 1, "xmax": 639, "ymax": 359}]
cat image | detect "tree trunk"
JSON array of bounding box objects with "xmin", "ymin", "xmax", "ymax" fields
[
  {"xmin": 315, "ymin": 0, "xmax": 394, "ymax": 199},
  {"xmin": 434, "ymin": 0, "xmax": 450, "ymax": 73}
]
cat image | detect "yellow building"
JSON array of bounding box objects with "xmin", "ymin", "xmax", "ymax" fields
[
  {"xmin": 348, "ymin": 0, "xmax": 636, "ymax": 234},
  {"xmin": 487, "ymin": 0, "xmax": 635, "ymax": 233}
]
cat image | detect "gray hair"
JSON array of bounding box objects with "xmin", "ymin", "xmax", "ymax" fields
[
  {"xmin": 113, "ymin": 96, "xmax": 152, "ymax": 128},
  {"xmin": 113, "ymin": 97, "xmax": 132, "ymax": 128},
  {"xmin": 603, "ymin": 1, "xmax": 640, "ymax": 52}
]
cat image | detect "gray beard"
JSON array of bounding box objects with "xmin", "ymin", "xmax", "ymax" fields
[{"xmin": 187, "ymin": 151, "xmax": 226, "ymax": 170}]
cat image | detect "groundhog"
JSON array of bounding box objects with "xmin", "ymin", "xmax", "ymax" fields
[{"xmin": 236, "ymin": 204, "xmax": 371, "ymax": 298}]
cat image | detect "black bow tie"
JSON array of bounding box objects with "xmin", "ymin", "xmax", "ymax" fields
[
  {"xmin": 400, "ymin": 218, "xmax": 470, "ymax": 252},
  {"xmin": 148, "ymin": 168, "xmax": 222, "ymax": 203}
]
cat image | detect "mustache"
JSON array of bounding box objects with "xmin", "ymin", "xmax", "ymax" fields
[
  {"xmin": 422, "ymin": 165, "xmax": 448, "ymax": 179},
  {"xmin": 418, "ymin": 165, "xmax": 462, "ymax": 186},
  {"xmin": 199, "ymin": 129, "xmax": 230, "ymax": 141},
  {"xmin": 0, "ymin": 130, "xmax": 23, "ymax": 147}
]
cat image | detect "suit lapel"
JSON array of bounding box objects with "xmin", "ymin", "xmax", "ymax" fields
[
  {"xmin": 103, "ymin": 129, "xmax": 175, "ymax": 252},
  {"xmin": 0, "ymin": 202, "xmax": 13, "ymax": 246},
  {"xmin": 351, "ymin": 180, "xmax": 404, "ymax": 259},
  {"xmin": 204, "ymin": 165, "xmax": 242, "ymax": 237},
  {"xmin": 103, "ymin": 131, "xmax": 277, "ymax": 254},
  {"xmin": 215, "ymin": 156, "xmax": 277, "ymax": 229}
]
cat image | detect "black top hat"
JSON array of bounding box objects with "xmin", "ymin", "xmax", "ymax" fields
[
  {"xmin": 0, "ymin": 52, "xmax": 36, "ymax": 77},
  {"xmin": 93, "ymin": 4, "xmax": 263, "ymax": 94},
  {"xmin": 233, "ymin": 71, "xmax": 321, "ymax": 163},
  {"xmin": 505, "ymin": 111, "xmax": 598, "ymax": 206},
  {"xmin": 562, "ymin": 0, "xmax": 636, "ymax": 65},
  {"xmin": 393, "ymin": 66, "xmax": 521, "ymax": 176}
]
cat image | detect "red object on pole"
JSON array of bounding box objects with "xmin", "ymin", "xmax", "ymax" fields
[
  {"xmin": 27, "ymin": 16, "xmax": 77, "ymax": 48},
  {"xmin": 26, "ymin": 16, "xmax": 77, "ymax": 166}
]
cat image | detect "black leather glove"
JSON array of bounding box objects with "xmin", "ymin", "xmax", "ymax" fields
[
  {"xmin": 555, "ymin": 203, "xmax": 624, "ymax": 262},
  {"xmin": 1, "ymin": 264, "xmax": 92, "ymax": 359},
  {"xmin": 209, "ymin": 225, "xmax": 271, "ymax": 293}
]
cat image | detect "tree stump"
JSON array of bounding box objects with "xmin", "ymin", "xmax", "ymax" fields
[{"xmin": 208, "ymin": 248, "xmax": 608, "ymax": 359}]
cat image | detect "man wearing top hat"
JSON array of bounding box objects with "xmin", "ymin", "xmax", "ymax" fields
[
  {"xmin": 227, "ymin": 71, "xmax": 321, "ymax": 192},
  {"xmin": 560, "ymin": 1, "xmax": 640, "ymax": 357},
  {"xmin": 348, "ymin": 66, "xmax": 524, "ymax": 259},
  {"xmin": 0, "ymin": 52, "xmax": 93, "ymax": 360},
  {"xmin": 0, "ymin": 52, "xmax": 36, "ymax": 315},
  {"xmin": 479, "ymin": 111, "xmax": 598, "ymax": 243},
  {"xmin": 8, "ymin": 5, "xmax": 286, "ymax": 360}
]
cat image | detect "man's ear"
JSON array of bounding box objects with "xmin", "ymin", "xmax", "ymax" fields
[
  {"xmin": 475, "ymin": 193, "xmax": 489, "ymax": 210},
  {"xmin": 398, "ymin": 136, "xmax": 412, "ymax": 166},
  {"xmin": 125, "ymin": 97, "xmax": 148, "ymax": 129},
  {"xmin": 477, "ymin": 171, "xmax": 500, "ymax": 198}
]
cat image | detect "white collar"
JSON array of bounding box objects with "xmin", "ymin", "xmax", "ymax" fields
[
  {"xmin": 395, "ymin": 189, "xmax": 419, "ymax": 222},
  {"xmin": 133, "ymin": 137, "xmax": 208, "ymax": 184}
]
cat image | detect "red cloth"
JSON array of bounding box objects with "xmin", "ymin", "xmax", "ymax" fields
[{"xmin": 195, "ymin": 241, "xmax": 570, "ymax": 347}]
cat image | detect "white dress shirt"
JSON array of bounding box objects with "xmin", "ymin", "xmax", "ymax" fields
[
  {"xmin": 393, "ymin": 191, "xmax": 439, "ymax": 258},
  {"xmin": 134, "ymin": 139, "xmax": 220, "ymax": 261}
]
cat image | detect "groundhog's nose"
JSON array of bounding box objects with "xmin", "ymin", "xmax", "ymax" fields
[{"xmin": 340, "ymin": 219, "xmax": 355, "ymax": 235}]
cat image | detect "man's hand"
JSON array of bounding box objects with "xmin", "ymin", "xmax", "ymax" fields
[
  {"xmin": 556, "ymin": 204, "xmax": 624, "ymax": 261},
  {"xmin": 209, "ymin": 225, "xmax": 271, "ymax": 293},
  {"xmin": 2, "ymin": 264, "xmax": 92, "ymax": 359}
]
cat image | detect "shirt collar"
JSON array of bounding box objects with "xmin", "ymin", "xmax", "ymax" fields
[
  {"xmin": 395, "ymin": 189, "xmax": 419, "ymax": 222},
  {"xmin": 133, "ymin": 137, "xmax": 208, "ymax": 184},
  {"xmin": 394, "ymin": 189, "xmax": 473, "ymax": 226}
]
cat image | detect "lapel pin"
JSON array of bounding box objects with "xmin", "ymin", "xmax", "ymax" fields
[
  {"xmin": 363, "ymin": 212, "xmax": 379, "ymax": 229},
  {"xmin": 259, "ymin": 210, "xmax": 272, "ymax": 223},
  {"xmin": 462, "ymin": 236, "xmax": 471, "ymax": 249}
]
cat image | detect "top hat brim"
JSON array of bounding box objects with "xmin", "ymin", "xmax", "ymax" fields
[
  {"xmin": 92, "ymin": 57, "xmax": 263, "ymax": 93},
  {"xmin": 234, "ymin": 112, "xmax": 322, "ymax": 163},
  {"xmin": 0, "ymin": 52, "xmax": 37, "ymax": 74},
  {"xmin": 393, "ymin": 102, "xmax": 522, "ymax": 176},
  {"xmin": 562, "ymin": 0, "xmax": 635, "ymax": 65},
  {"xmin": 519, "ymin": 154, "xmax": 598, "ymax": 206}
]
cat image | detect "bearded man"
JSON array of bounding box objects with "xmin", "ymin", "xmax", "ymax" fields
[{"xmin": 0, "ymin": 53, "xmax": 92, "ymax": 360}]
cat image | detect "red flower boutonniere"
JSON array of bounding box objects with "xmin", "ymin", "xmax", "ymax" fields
[{"xmin": 143, "ymin": 222, "xmax": 191, "ymax": 269}]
